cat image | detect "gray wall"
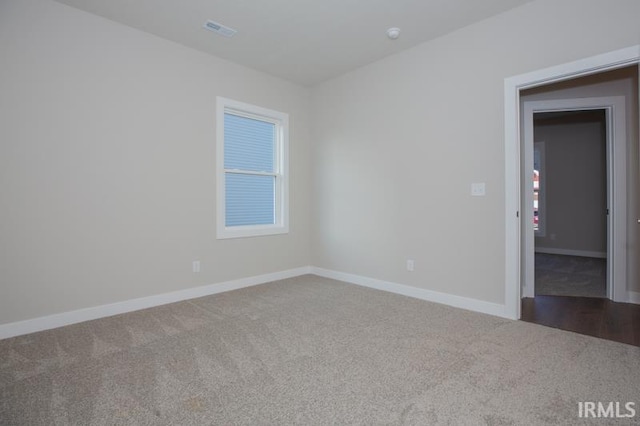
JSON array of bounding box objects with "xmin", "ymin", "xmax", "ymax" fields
[
  {"xmin": 311, "ymin": 0, "xmax": 640, "ymax": 304},
  {"xmin": 0, "ymin": 0, "xmax": 312, "ymax": 325},
  {"xmin": 534, "ymin": 113, "xmax": 607, "ymax": 255}
]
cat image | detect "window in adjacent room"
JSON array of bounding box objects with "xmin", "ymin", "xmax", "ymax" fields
[
  {"xmin": 216, "ymin": 97, "xmax": 289, "ymax": 239},
  {"xmin": 533, "ymin": 141, "xmax": 545, "ymax": 237}
]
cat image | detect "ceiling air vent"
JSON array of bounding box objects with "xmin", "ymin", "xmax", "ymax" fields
[{"xmin": 203, "ymin": 20, "xmax": 237, "ymax": 38}]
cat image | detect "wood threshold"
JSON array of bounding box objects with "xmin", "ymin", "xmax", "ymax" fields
[{"xmin": 521, "ymin": 295, "xmax": 640, "ymax": 346}]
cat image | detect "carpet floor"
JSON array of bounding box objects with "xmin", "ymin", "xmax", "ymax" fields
[
  {"xmin": 535, "ymin": 253, "xmax": 606, "ymax": 298},
  {"xmin": 1, "ymin": 275, "xmax": 639, "ymax": 425}
]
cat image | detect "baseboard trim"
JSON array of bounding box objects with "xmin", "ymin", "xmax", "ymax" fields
[
  {"xmin": 535, "ymin": 247, "xmax": 606, "ymax": 258},
  {"xmin": 310, "ymin": 267, "xmax": 510, "ymax": 319},
  {"xmin": 0, "ymin": 266, "xmax": 312, "ymax": 340},
  {"xmin": 628, "ymin": 291, "xmax": 640, "ymax": 305}
]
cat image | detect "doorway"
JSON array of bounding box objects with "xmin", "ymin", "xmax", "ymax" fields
[
  {"xmin": 521, "ymin": 99, "xmax": 627, "ymax": 302},
  {"xmin": 517, "ymin": 77, "xmax": 638, "ymax": 344},
  {"xmin": 503, "ymin": 46, "xmax": 640, "ymax": 323},
  {"xmin": 532, "ymin": 110, "xmax": 608, "ymax": 299}
]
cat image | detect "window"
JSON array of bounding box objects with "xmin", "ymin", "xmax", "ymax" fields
[
  {"xmin": 216, "ymin": 97, "xmax": 289, "ymax": 239},
  {"xmin": 533, "ymin": 141, "xmax": 545, "ymax": 237}
]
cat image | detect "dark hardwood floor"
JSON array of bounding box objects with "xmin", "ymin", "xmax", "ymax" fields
[{"xmin": 521, "ymin": 296, "xmax": 640, "ymax": 346}]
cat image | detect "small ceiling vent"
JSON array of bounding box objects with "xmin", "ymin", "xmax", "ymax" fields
[{"xmin": 203, "ymin": 20, "xmax": 237, "ymax": 38}]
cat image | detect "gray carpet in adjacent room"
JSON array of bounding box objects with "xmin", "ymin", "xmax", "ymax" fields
[
  {"xmin": 535, "ymin": 253, "xmax": 607, "ymax": 298},
  {"xmin": 1, "ymin": 275, "xmax": 638, "ymax": 425}
]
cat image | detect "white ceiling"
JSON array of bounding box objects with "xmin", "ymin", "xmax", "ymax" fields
[{"xmin": 53, "ymin": 0, "xmax": 534, "ymax": 86}]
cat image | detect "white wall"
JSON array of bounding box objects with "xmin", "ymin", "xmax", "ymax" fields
[
  {"xmin": 0, "ymin": 0, "xmax": 311, "ymax": 325},
  {"xmin": 310, "ymin": 0, "xmax": 640, "ymax": 304},
  {"xmin": 534, "ymin": 114, "xmax": 607, "ymax": 254}
]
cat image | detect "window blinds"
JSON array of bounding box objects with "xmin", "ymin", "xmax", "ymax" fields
[{"xmin": 223, "ymin": 113, "xmax": 276, "ymax": 227}]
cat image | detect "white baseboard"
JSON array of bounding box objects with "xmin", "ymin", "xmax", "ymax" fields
[
  {"xmin": 0, "ymin": 266, "xmax": 312, "ymax": 340},
  {"xmin": 628, "ymin": 291, "xmax": 640, "ymax": 305},
  {"xmin": 535, "ymin": 247, "xmax": 606, "ymax": 258},
  {"xmin": 310, "ymin": 267, "xmax": 509, "ymax": 319}
]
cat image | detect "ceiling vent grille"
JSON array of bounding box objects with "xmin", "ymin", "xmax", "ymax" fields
[{"xmin": 203, "ymin": 20, "xmax": 237, "ymax": 38}]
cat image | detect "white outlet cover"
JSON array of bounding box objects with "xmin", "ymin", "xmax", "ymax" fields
[
  {"xmin": 471, "ymin": 182, "xmax": 486, "ymax": 196},
  {"xmin": 406, "ymin": 259, "xmax": 414, "ymax": 271}
]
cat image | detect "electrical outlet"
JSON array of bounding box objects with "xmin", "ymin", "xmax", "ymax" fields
[
  {"xmin": 406, "ymin": 259, "xmax": 414, "ymax": 272},
  {"xmin": 192, "ymin": 261, "xmax": 201, "ymax": 273}
]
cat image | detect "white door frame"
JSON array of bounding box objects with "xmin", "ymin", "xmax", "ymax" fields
[
  {"xmin": 503, "ymin": 45, "xmax": 640, "ymax": 320},
  {"xmin": 522, "ymin": 97, "xmax": 626, "ymax": 302}
]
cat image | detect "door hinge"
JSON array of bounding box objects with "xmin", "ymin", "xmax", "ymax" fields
[{"xmin": 516, "ymin": 211, "xmax": 519, "ymax": 218}]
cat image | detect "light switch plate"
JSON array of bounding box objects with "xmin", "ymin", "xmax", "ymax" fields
[{"xmin": 471, "ymin": 182, "xmax": 486, "ymax": 196}]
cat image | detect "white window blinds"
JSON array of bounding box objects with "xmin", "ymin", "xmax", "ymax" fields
[
  {"xmin": 216, "ymin": 97, "xmax": 288, "ymax": 239},
  {"xmin": 224, "ymin": 112, "xmax": 277, "ymax": 227}
]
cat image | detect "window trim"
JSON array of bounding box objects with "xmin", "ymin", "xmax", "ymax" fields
[{"xmin": 216, "ymin": 97, "xmax": 289, "ymax": 239}]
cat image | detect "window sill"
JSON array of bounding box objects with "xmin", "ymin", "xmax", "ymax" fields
[{"xmin": 217, "ymin": 224, "xmax": 289, "ymax": 240}]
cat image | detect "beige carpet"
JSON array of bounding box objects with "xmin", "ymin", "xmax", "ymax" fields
[{"xmin": 1, "ymin": 275, "xmax": 638, "ymax": 425}]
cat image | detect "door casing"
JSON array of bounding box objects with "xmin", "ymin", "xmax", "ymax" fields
[
  {"xmin": 521, "ymin": 98, "xmax": 626, "ymax": 302},
  {"xmin": 503, "ymin": 45, "xmax": 640, "ymax": 319}
]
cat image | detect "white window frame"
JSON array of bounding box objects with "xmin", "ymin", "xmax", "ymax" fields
[{"xmin": 216, "ymin": 97, "xmax": 289, "ymax": 239}]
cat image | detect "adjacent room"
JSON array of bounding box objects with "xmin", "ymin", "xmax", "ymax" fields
[{"xmin": 1, "ymin": 0, "xmax": 639, "ymax": 424}]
